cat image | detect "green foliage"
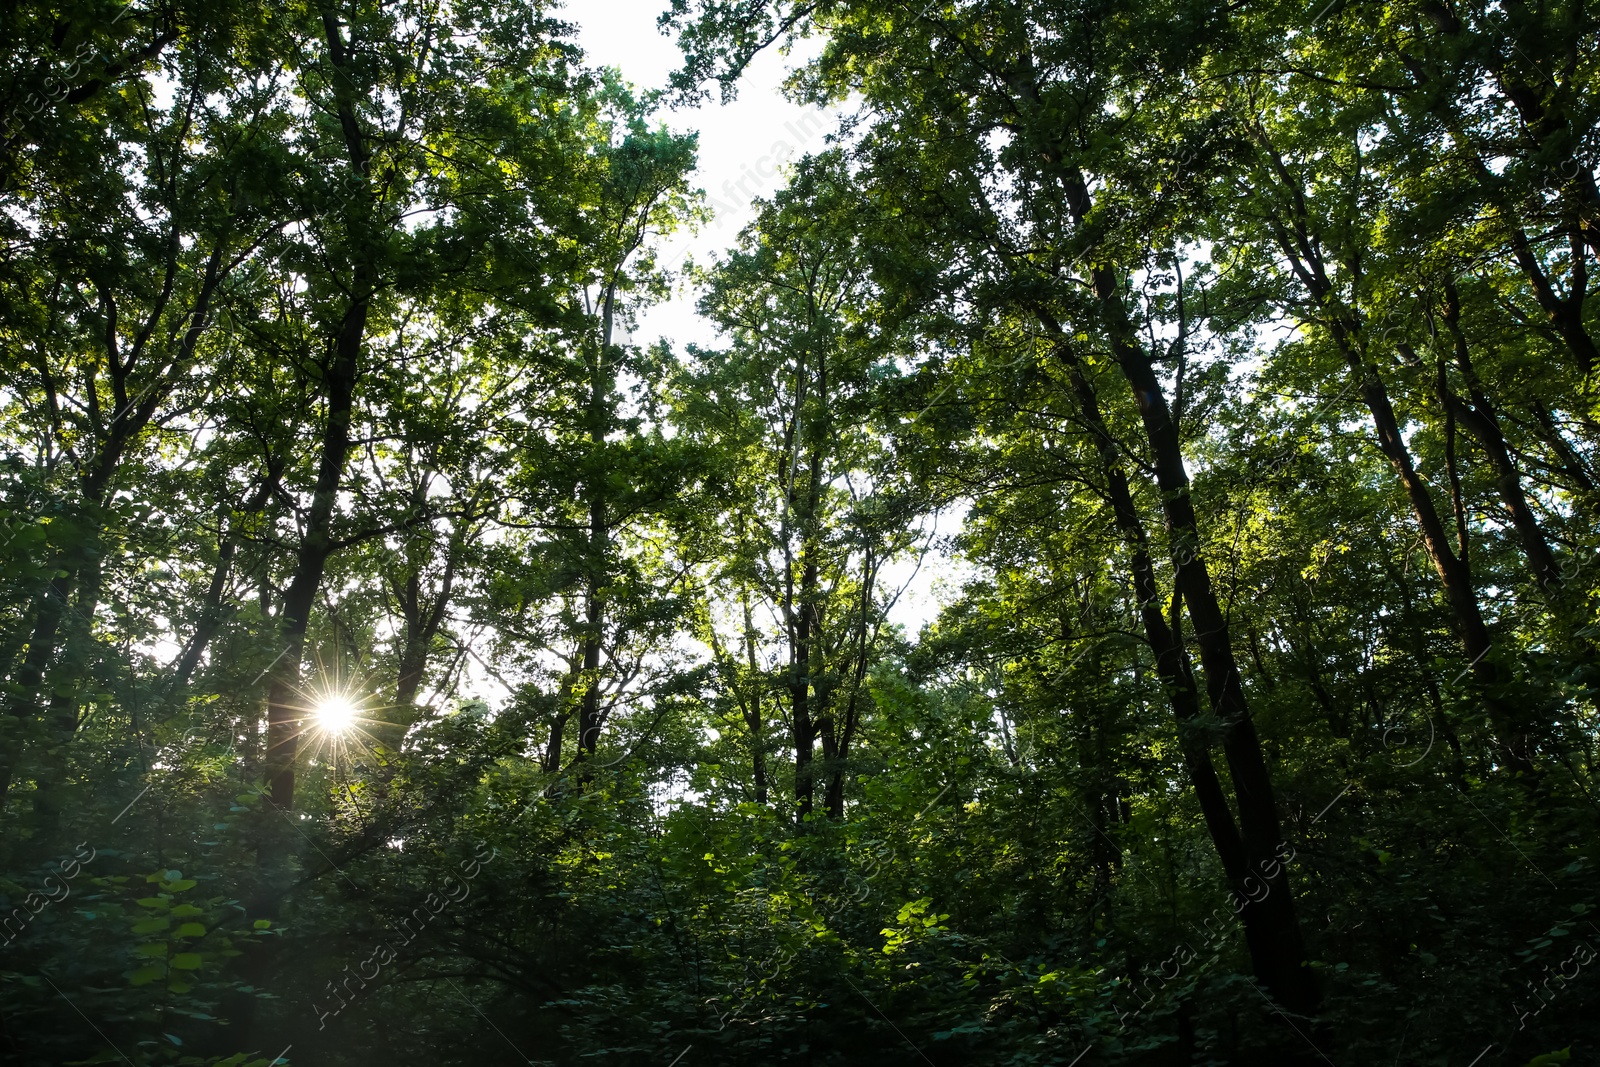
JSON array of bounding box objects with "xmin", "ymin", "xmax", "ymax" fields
[{"xmin": 3, "ymin": 0, "xmax": 1600, "ymax": 1065}]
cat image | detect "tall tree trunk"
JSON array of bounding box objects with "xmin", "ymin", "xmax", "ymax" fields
[
  {"xmin": 1044, "ymin": 166, "xmax": 1317, "ymax": 1006},
  {"xmin": 823, "ymin": 552, "xmax": 876, "ymax": 820},
  {"xmin": 1411, "ymin": 288, "xmax": 1563, "ymax": 594},
  {"xmin": 263, "ymin": 292, "xmax": 365, "ymax": 809},
  {"xmin": 742, "ymin": 592, "xmax": 768, "ymax": 805},
  {"xmin": 1, "ymin": 575, "xmax": 71, "ymax": 806},
  {"xmin": 791, "ymin": 429, "xmax": 826, "ymax": 821},
  {"xmin": 790, "ymin": 556, "xmax": 818, "ymax": 820},
  {"xmin": 781, "ymin": 350, "xmax": 826, "ymax": 822},
  {"xmin": 232, "ymin": 12, "xmax": 383, "ymax": 1051},
  {"xmin": 576, "ymin": 556, "xmax": 605, "ymax": 761},
  {"xmin": 541, "ymin": 643, "xmax": 583, "ymax": 778},
  {"xmin": 1249, "ymin": 135, "xmax": 1537, "ymax": 777},
  {"xmin": 1, "ymin": 243, "xmax": 228, "ymax": 813},
  {"xmin": 392, "ymin": 532, "xmax": 458, "ymax": 712},
  {"xmin": 574, "ymin": 287, "xmax": 617, "ymax": 785},
  {"xmin": 169, "ymin": 458, "xmax": 289, "ymax": 696},
  {"xmin": 1046, "ymin": 322, "xmax": 1318, "ymax": 1011},
  {"xmin": 575, "ymin": 487, "xmax": 606, "ymax": 768},
  {"xmin": 1342, "ymin": 343, "xmax": 1535, "ymax": 771},
  {"xmin": 1504, "ymin": 226, "xmax": 1598, "ymax": 376},
  {"xmin": 263, "ymin": 5, "xmax": 384, "ymax": 810}
]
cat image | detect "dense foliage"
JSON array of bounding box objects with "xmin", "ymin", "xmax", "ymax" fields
[{"xmin": 3, "ymin": 0, "xmax": 1598, "ymax": 1064}]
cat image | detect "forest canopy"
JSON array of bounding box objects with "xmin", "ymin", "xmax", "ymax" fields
[{"xmin": 1, "ymin": 0, "xmax": 1598, "ymax": 1064}]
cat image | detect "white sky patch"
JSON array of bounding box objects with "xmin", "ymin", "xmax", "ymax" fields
[
  {"xmin": 568, "ymin": 3, "xmax": 966, "ymax": 638},
  {"xmin": 569, "ymin": 0, "xmax": 837, "ymax": 352},
  {"xmin": 879, "ymin": 503, "xmax": 977, "ymax": 636}
]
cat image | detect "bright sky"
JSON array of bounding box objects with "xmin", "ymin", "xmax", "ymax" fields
[
  {"xmin": 568, "ymin": 0, "xmax": 836, "ymax": 351},
  {"xmin": 567, "ymin": 1, "xmax": 972, "ymax": 636}
]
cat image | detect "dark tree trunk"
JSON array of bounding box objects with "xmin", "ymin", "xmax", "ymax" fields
[
  {"xmin": 1, "ymin": 242, "xmax": 228, "ymax": 812},
  {"xmin": 1437, "ymin": 284, "xmax": 1563, "ymax": 592},
  {"xmin": 1046, "ymin": 325, "xmax": 1322, "ymax": 1012},
  {"xmin": 576, "ymin": 565, "xmax": 605, "ymax": 760},
  {"xmin": 1336, "ymin": 341, "xmax": 1534, "ymax": 775},
  {"xmin": 264, "ymin": 280, "xmax": 367, "ymax": 810},
  {"xmin": 574, "ymin": 289, "xmax": 617, "ymax": 786},
  {"xmin": 743, "ymin": 594, "xmax": 768, "ymax": 805},
  {"xmin": 1417, "ymin": 363, "xmax": 1561, "ymax": 596},
  {"xmin": 170, "ymin": 458, "xmax": 288, "ymax": 696},
  {"xmin": 1041, "ymin": 180, "xmax": 1316, "ymax": 1008},
  {"xmin": 822, "ymin": 551, "xmax": 876, "ymax": 820},
  {"xmin": 791, "ymin": 560, "xmax": 817, "ymax": 820},
  {"xmin": 263, "ymin": 5, "xmax": 382, "ymax": 811},
  {"xmin": 1249, "ymin": 135, "xmax": 1537, "ymax": 777},
  {"xmin": 392, "ymin": 534, "xmax": 458, "ymax": 713},
  {"xmin": 1505, "ymin": 226, "xmax": 1598, "ymax": 376}
]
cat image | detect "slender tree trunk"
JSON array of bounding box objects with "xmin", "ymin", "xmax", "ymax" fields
[
  {"xmin": 1249, "ymin": 136, "xmax": 1538, "ymax": 776},
  {"xmin": 818, "ymin": 702, "xmax": 839, "ymax": 816},
  {"xmin": 1, "ymin": 371, "xmax": 185, "ymax": 807},
  {"xmin": 541, "ymin": 644, "xmax": 583, "ymax": 778},
  {"xmin": 0, "ymin": 578, "xmax": 71, "ymax": 819},
  {"xmin": 1050, "ymin": 326, "xmax": 1312, "ymax": 998},
  {"xmin": 576, "ymin": 560, "xmax": 605, "ymax": 759},
  {"xmin": 170, "ymin": 537, "xmax": 239, "ymax": 693},
  {"xmin": 263, "ymin": 6, "xmax": 382, "ymax": 810},
  {"xmin": 575, "ymin": 492, "xmax": 606, "ymax": 768},
  {"xmin": 263, "ymin": 272, "xmax": 368, "ymax": 809},
  {"xmin": 791, "ymin": 560, "xmax": 817, "ymax": 820},
  {"xmin": 259, "ymin": 319, "xmax": 360, "ymax": 802},
  {"xmin": 170, "ymin": 459, "xmax": 288, "ymax": 696},
  {"xmin": 1040, "ymin": 182, "xmax": 1316, "ymax": 1006},
  {"xmin": 823, "ymin": 553, "xmax": 876, "ymax": 820},
  {"xmin": 543, "ymin": 708, "xmax": 568, "ymax": 775},
  {"xmin": 1412, "ymin": 309, "xmax": 1562, "ymax": 594},
  {"xmin": 782, "ymin": 356, "xmax": 826, "ymax": 822},
  {"xmin": 1504, "ymin": 226, "xmax": 1598, "ymax": 375},
  {"xmin": 742, "ymin": 592, "xmax": 768, "ymax": 805},
  {"xmin": 4, "ymin": 442, "xmax": 145, "ymax": 814},
  {"xmin": 574, "ymin": 288, "xmax": 617, "ymax": 784},
  {"xmin": 1335, "ymin": 336, "xmax": 1535, "ymax": 774},
  {"xmin": 393, "ymin": 537, "xmax": 457, "ymax": 712}
]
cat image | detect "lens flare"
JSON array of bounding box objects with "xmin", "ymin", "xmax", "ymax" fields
[{"xmin": 314, "ymin": 696, "xmax": 359, "ymax": 735}]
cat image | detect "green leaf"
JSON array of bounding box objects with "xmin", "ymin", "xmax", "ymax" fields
[
  {"xmin": 1524, "ymin": 1051, "xmax": 1571, "ymax": 1067},
  {"xmin": 170, "ymin": 953, "xmax": 204, "ymax": 970}
]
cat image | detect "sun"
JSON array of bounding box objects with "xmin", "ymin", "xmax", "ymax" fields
[{"xmin": 313, "ymin": 695, "xmax": 360, "ymax": 735}]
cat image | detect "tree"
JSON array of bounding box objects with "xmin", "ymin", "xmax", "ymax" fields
[{"xmin": 683, "ymin": 153, "xmax": 926, "ymax": 820}]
